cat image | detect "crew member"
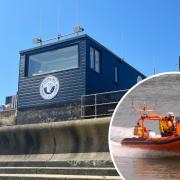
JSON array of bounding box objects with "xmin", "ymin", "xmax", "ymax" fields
[
  {"xmin": 166, "ymin": 112, "xmax": 176, "ymax": 133},
  {"xmin": 134, "ymin": 122, "xmax": 143, "ymax": 137},
  {"xmin": 160, "ymin": 118, "xmax": 169, "ymax": 137},
  {"xmin": 134, "ymin": 122, "xmax": 148, "ymax": 138},
  {"xmin": 160, "ymin": 112, "xmax": 176, "ymax": 137}
]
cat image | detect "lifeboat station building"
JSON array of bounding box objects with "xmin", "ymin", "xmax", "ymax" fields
[{"xmin": 17, "ymin": 34, "xmax": 145, "ymax": 124}]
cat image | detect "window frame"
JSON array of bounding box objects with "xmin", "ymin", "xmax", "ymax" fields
[
  {"xmin": 90, "ymin": 47, "xmax": 95, "ymax": 70},
  {"xmin": 114, "ymin": 66, "xmax": 119, "ymax": 84},
  {"xmin": 89, "ymin": 46, "xmax": 101, "ymax": 74},
  {"xmin": 25, "ymin": 43, "xmax": 80, "ymax": 77}
]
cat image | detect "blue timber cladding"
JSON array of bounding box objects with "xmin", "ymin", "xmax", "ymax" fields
[
  {"xmin": 85, "ymin": 36, "xmax": 146, "ymax": 94},
  {"xmin": 17, "ymin": 34, "xmax": 146, "ymax": 110},
  {"xmin": 18, "ymin": 36, "xmax": 86, "ymax": 109}
]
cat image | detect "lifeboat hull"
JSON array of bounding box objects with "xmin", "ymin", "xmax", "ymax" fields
[{"xmin": 121, "ymin": 136, "xmax": 180, "ymax": 153}]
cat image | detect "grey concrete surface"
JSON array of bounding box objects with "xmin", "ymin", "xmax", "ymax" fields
[
  {"xmin": 17, "ymin": 102, "xmax": 81, "ymax": 124},
  {"xmin": 112, "ymin": 73, "xmax": 180, "ymax": 129},
  {"xmin": 0, "ymin": 110, "xmax": 16, "ymax": 126}
]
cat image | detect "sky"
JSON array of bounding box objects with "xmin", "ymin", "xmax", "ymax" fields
[{"xmin": 0, "ymin": 0, "xmax": 180, "ymax": 104}]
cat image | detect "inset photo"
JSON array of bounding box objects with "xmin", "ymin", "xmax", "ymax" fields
[{"xmin": 109, "ymin": 72, "xmax": 180, "ymax": 180}]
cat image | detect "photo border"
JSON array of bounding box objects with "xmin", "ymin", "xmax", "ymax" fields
[{"xmin": 108, "ymin": 71, "xmax": 180, "ymax": 179}]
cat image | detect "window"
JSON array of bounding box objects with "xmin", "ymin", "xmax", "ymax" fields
[
  {"xmin": 90, "ymin": 47, "xmax": 94, "ymax": 69},
  {"xmin": 90, "ymin": 47, "xmax": 100, "ymax": 73},
  {"xmin": 114, "ymin": 67, "xmax": 119, "ymax": 83},
  {"xmin": 27, "ymin": 45, "xmax": 79, "ymax": 76}
]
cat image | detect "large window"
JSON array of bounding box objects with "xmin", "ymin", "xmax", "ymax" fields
[
  {"xmin": 27, "ymin": 45, "xmax": 79, "ymax": 76},
  {"xmin": 90, "ymin": 47, "xmax": 100, "ymax": 73}
]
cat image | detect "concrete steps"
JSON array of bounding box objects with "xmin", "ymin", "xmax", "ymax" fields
[
  {"xmin": 0, "ymin": 159, "xmax": 114, "ymax": 168},
  {"xmin": 0, "ymin": 153, "xmax": 121, "ymax": 179},
  {"xmin": 0, "ymin": 158, "xmax": 121, "ymax": 179},
  {"xmin": 0, "ymin": 167, "xmax": 121, "ymax": 180},
  {"xmin": 0, "ymin": 174, "xmax": 121, "ymax": 180},
  {"xmin": 0, "ymin": 167, "xmax": 117, "ymax": 176}
]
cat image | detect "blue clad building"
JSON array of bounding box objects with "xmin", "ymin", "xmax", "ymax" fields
[{"xmin": 17, "ymin": 34, "xmax": 145, "ymax": 124}]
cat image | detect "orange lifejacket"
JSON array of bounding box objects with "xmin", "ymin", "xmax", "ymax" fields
[
  {"xmin": 159, "ymin": 119, "xmax": 169, "ymax": 133},
  {"xmin": 134, "ymin": 125, "xmax": 143, "ymax": 137},
  {"xmin": 134, "ymin": 125, "xmax": 148, "ymax": 138},
  {"xmin": 160, "ymin": 117, "xmax": 176, "ymax": 133}
]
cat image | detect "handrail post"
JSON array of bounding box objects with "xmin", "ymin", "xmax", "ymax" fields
[
  {"xmin": 95, "ymin": 94, "xmax": 97, "ymax": 119},
  {"xmin": 81, "ymin": 95, "xmax": 83, "ymax": 118}
]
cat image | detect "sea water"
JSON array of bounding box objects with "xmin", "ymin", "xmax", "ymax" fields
[{"xmin": 110, "ymin": 126, "xmax": 180, "ymax": 180}]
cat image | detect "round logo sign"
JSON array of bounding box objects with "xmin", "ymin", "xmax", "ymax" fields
[{"xmin": 40, "ymin": 76, "xmax": 59, "ymax": 100}]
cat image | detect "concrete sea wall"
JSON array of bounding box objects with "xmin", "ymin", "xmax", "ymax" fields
[
  {"xmin": 0, "ymin": 117, "xmax": 121, "ymax": 179},
  {"xmin": 0, "ymin": 118, "xmax": 109, "ymax": 156}
]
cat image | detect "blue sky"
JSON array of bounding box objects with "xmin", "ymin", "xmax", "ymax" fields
[{"xmin": 0, "ymin": 0, "xmax": 180, "ymax": 104}]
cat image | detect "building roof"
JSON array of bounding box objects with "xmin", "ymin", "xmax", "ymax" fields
[
  {"xmin": 20, "ymin": 34, "xmax": 146, "ymax": 78},
  {"xmin": 19, "ymin": 34, "xmax": 87, "ymax": 54}
]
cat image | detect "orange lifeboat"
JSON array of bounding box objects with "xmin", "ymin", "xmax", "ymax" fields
[
  {"xmin": 122, "ymin": 113, "xmax": 180, "ymax": 153},
  {"xmin": 122, "ymin": 135, "xmax": 180, "ymax": 153}
]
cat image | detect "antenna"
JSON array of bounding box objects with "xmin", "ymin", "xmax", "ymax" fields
[
  {"xmin": 75, "ymin": 0, "xmax": 80, "ymax": 26},
  {"xmin": 120, "ymin": 32, "xmax": 124, "ymax": 57},
  {"xmin": 179, "ymin": 56, "xmax": 180, "ymax": 71},
  {"xmin": 33, "ymin": 0, "xmax": 84, "ymax": 46},
  {"xmin": 57, "ymin": 2, "xmax": 61, "ymax": 40},
  {"xmin": 153, "ymin": 67, "xmax": 156, "ymax": 75},
  {"xmin": 39, "ymin": 8, "xmax": 43, "ymax": 40},
  {"xmin": 132, "ymin": 102, "xmax": 155, "ymax": 115},
  {"xmin": 153, "ymin": 57, "xmax": 156, "ymax": 75}
]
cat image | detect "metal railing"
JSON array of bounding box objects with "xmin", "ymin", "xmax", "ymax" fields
[{"xmin": 81, "ymin": 89, "xmax": 128, "ymax": 118}]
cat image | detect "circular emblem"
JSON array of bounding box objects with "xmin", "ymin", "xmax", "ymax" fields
[
  {"xmin": 137, "ymin": 75, "xmax": 142, "ymax": 83},
  {"xmin": 40, "ymin": 76, "xmax": 59, "ymax": 100}
]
